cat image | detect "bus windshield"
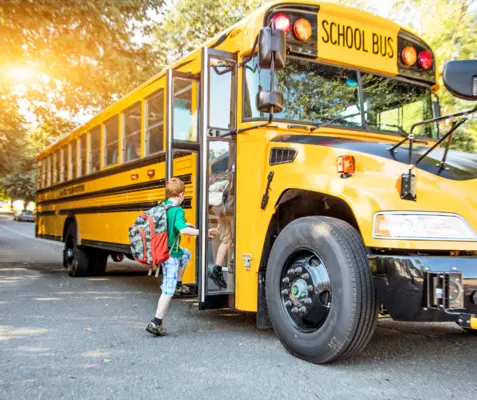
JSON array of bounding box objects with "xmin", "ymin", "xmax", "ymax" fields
[{"xmin": 244, "ymin": 58, "xmax": 436, "ymax": 139}]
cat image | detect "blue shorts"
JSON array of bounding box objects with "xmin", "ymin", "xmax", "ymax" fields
[{"xmin": 160, "ymin": 248, "xmax": 192, "ymax": 296}]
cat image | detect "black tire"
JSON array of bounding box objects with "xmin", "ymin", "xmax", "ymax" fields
[
  {"xmin": 87, "ymin": 250, "xmax": 108, "ymax": 276},
  {"xmin": 64, "ymin": 223, "xmax": 90, "ymax": 277},
  {"xmin": 461, "ymin": 327, "xmax": 477, "ymax": 335},
  {"xmin": 265, "ymin": 216, "xmax": 378, "ymax": 364}
]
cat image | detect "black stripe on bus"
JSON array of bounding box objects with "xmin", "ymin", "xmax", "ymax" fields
[
  {"xmin": 36, "ymin": 173, "xmax": 193, "ymax": 206},
  {"xmin": 36, "ymin": 150, "xmax": 193, "ymax": 195},
  {"xmin": 81, "ymin": 240, "xmax": 131, "ymax": 254},
  {"xmin": 37, "ymin": 234, "xmax": 62, "ymax": 242},
  {"xmin": 36, "ymin": 211, "xmax": 56, "ymax": 216},
  {"xmin": 58, "ymin": 198, "xmax": 193, "ymax": 215}
]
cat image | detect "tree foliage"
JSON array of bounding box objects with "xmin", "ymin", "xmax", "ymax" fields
[{"xmin": 0, "ymin": 171, "xmax": 36, "ymax": 209}]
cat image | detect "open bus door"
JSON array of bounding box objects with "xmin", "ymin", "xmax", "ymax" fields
[{"xmin": 198, "ymin": 47, "xmax": 238, "ymax": 309}]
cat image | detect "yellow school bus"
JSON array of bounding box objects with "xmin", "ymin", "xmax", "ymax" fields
[{"xmin": 36, "ymin": 0, "xmax": 477, "ymax": 364}]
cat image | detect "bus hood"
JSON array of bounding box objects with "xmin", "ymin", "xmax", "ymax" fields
[{"xmin": 271, "ymin": 135, "xmax": 477, "ymax": 181}]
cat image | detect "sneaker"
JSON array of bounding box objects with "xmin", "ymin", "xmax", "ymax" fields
[
  {"xmin": 208, "ymin": 267, "xmax": 227, "ymax": 289},
  {"xmin": 146, "ymin": 321, "xmax": 167, "ymax": 336},
  {"xmin": 174, "ymin": 284, "xmax": 192, "ymax": 297}
]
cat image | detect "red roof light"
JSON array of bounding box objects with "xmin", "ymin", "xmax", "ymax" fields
[
  {"xmin": 418, "ymin": 50, "xmax": 433, "ymax": 70},
  {"xmin": 272, "ymin": 13, "xmax": 291, "ymax": 34}
]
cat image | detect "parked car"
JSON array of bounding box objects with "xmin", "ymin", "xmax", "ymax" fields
[{"xmin": 14, "ymin": 210, "xmax": 34, "ymax": 222}]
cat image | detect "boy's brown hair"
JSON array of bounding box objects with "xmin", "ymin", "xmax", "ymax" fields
[{"xmin": 166, "ymin": 177, "xmax": 185, "ymax": 198}]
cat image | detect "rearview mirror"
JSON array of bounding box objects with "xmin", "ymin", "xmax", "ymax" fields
[
  {"xmin": 256, "ymin": 91, "xmax": 284, "ymax": 114},
  {"xmin": 443, "ymin": 60, "xmax": 477, "ymax": 101},
  {"xmin": 258, "ymin": 27, "xmax": 286, "ymax": 70}
]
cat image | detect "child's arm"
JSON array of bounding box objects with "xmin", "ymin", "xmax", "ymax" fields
[{"xmin": 180, "ymin": 227, "xmax": 199, "ymax": 236}]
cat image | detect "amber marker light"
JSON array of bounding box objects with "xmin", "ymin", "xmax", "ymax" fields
[
  {"xmin": 401, "ymin": 46, "xmax": 417, "ymax": 66},
  {"xmin": 374, "ymin": 215, "xmax": 391, "ymax": 237},
  {"xmin": 293, "ymin": 18, "xmax": 312, "ymax": 41},
  {"xmin": 337, "ymin": 155, "xmax": 355, "ymax": 174}
]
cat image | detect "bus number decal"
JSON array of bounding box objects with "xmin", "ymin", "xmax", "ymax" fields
[{"xmin": 59, "ymin": 184, "xmax": 85, "ymax": 197}]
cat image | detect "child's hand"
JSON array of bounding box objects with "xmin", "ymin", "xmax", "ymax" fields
[{"xmin": 208, "ymin": 228, "xmax": 218, "ymax": 238}]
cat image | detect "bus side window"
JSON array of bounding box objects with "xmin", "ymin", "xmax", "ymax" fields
[
  {"xmin": 79, "ymin": 135, "xmax": 87, "ymax": 177},
  {"xmin": 71, "ymin": 139, "xmax": 77, "ymax": 179},
  {"xmin": 89, "ymin": 127, "xmax": 101, "ymax": 173},
  {"xmin": 62, "ymin": 147, "xmax": 68, "ymax": 182},
  {"xmin": 146, "ymin": 90, "xmax": 164, "ymax": 155},
  {"xmin": 104, "ymin": 116, "xmax": 119, "ymax": 166},
  {"xmin": 124, "ymin": 103, "xmax": 142, "ymax": 162},
  {"xmin": 55, "ymin": 150, "xmax": 61, "ymax": 184}
]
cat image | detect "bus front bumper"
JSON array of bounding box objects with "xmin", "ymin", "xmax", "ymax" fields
[{"xmin": 368, "ymin": 255, "xmax": 477, "ymax": 329}]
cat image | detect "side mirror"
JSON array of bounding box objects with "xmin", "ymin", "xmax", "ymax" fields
[
  {"xmin": 256, "ymin": 91, "xmax": 284, "ymax": 114},
  {"xmin": 256, "ymin": 26, "xmax": 287, "ymax": 116},
  {"xmin": 443, "ymin": 60, "xmax": 477, "ymax": 101},
  {"xmin": 258, "ymin": 27, "xmax": 286, "ymax": 70}
]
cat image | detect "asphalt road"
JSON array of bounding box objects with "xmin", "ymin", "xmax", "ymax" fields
[{"xmin": 0, "ymin": 215, "xmax": 476, "ymax": 400}]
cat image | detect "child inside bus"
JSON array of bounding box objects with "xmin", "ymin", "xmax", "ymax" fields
[{"xmin": 146, "ymin": 177, "xmax": 199, "ymax": 336}]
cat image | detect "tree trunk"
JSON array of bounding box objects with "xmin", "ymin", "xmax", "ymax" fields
[
  {"xmin": 10, "ymin": 198, "xmax": 14, "ymax": 211},
  {"xmin": 23, "ymin": 201, "xmax": 29, "ymax": 210}
]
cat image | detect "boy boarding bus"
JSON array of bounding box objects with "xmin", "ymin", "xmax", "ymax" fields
[{"xmin": 36, "ymin": 0, "xmax": 477, "ymax": 364}]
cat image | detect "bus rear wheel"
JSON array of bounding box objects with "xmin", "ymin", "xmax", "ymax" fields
[
  {"xmin": 64, "ymin": 224, "xmax": 90, "ymax": 277},
  {"xmin": 265, "ymin": 216, "xmax": 377, "ymax": 364}
]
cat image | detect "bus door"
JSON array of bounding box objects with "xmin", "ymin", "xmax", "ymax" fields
[
  {"xmin": 166, "ymin": 69, "xmax": 201, "ymax": 287},
  {"xmin": 198, "ymin": 47, "xmax": 238, "ymax": 309}
]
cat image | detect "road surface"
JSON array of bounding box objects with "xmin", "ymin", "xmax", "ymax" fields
[{"xmin": 0, "ymin": 215, "xmax": 475, "ymax": 400}]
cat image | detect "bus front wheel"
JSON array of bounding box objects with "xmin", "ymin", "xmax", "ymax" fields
[{"xmin": 265, "ymin": 216, "xmax": 377, "ymax": 364}]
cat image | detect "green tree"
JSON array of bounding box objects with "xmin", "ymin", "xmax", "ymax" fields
[
  {"xmin": 0, "ymin": 0, "xmax": 164, "ymax": 174},
  {"xmin": 153, "ymin": 0, "xmax": 268, "ymax": 64},
  {"xmin": 392, "ymin": 0, "xmax": 477, "ymax": 151},
  {"xmin": 0, "ymin": 171, "xmax": 36, "ymax": 210}
]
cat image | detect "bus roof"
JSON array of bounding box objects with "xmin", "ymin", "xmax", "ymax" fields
[{"xmin": 38, "ymin": 0, "xmax": 429, "ymax": 159}]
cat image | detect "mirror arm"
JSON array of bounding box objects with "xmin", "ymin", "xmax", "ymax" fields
[
  {"xmin": 409, "ymin": 104, "xmax": 477, "ymax": 134},
  {"xmin": 413, "ymin": 117, "xmax": 467, "ymax": 168}
]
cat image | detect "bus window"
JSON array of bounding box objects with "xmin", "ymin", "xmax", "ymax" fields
[
  {"xmin": 79, "ymin": 135, "xmax": 87, "ymax": 177},
  {"xmin": 55, "ymin": 150, "xmax": 61, "ymax": 184},
  {"xmin": 124, "ymin": 103, "xmax": 142, "ymax": 162},
  {"xmin": 41, "ymin": 159, "xmax": 46, "ymax": 188},
  {"xmin": 61, "ymin": 147, "xmax": 68, "ymax": 182},
  {"xmin": 173, "ymin": 78, "xmax": 198, "ymax": 142},
  {"xmin": 104, "ymin": 116, "xmax": 119, "ymax": 166},
  {"xmin": 71, "ymin": 139, "xmax": 77, "ymax": 179},
  {"xmin": 360, "ymin": 74, "xmax": 437, "ymax": 139},
  {"xmin": 89, "ymin": 127, "xmax": 101, "ymax": 173},
  {"xmin": 47, "ymin": 155, "xmax": 52, "ymax": 186},
  {"xmin": 146, "ymin": 90, "xmax": 164, "ymax": 155},
  {"xmin": 209, "ymin": 59, "xmax": 235, "ymax": 131},
  {"xmin": 244, "ymin": 58, "xmax": 362, "ymax": 128}
]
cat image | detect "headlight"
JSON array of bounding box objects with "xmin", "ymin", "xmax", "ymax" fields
[{"xmin": 373, "ymin": 212, "xmax": 477, "ymax": 241}]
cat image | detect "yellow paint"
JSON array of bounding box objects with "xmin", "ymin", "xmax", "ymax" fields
[
  {"xmin": 470, "ymin": 316, "xmax": 477, "ymax": 330},
  {"xmin": 36, "ymin": 1, "xmax": 462, "ymax": 315}
]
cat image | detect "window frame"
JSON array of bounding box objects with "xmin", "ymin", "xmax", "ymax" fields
[
  {"xmin": 241, "ymin": 55, "xmax": 435, "ymax": 139},
  {"xmin": 103, "ymin": 115, "xmax": 120, "ymax": 168},
  {"xmin": 208, "ymin": 56, "xmax": 237, "ymax": 133},
  {"xmin": 122, "ymin": 102, "xmax": 143, "ymax": 163},
  {"xmin": 89, "ymin": 126, "xmax": 101, "ymax": 174},
  {"xmin": 145, "ymin": 89, "xmax": 165, "ymax": 156}
]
